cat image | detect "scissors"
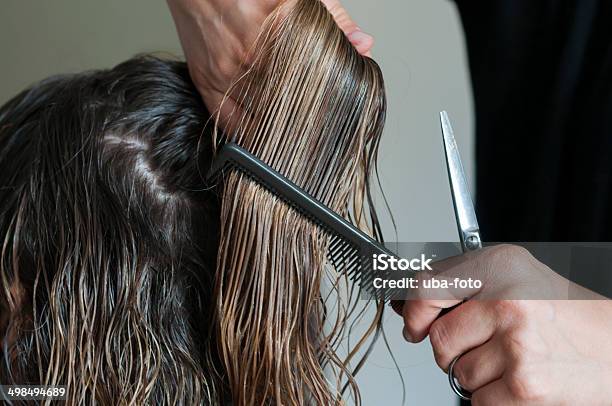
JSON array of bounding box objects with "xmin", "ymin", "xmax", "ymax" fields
[
  {"xmin": 439, "ymin": 111, "xmax": 482, "ymax": 400},
  {"xmin": 440, "ymin": 111, "xmax": 482, "ymax": 253}
]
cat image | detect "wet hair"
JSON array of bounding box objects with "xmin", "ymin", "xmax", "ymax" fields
[
  {"xmin": 213, "ymin": 0, "xmax": 386, "ymax": 404},
  {"xmin": 0, "ymin": 56, "xmax": 222, "ymax": 403},
  {"xmin": 0, "ymin": 0, "xmax": 387, "ymax": 404}
]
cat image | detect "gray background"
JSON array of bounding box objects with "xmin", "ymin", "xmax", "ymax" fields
[{"xmin": 0, "ymin": 1, "xmax": 473, "ymax": 404}]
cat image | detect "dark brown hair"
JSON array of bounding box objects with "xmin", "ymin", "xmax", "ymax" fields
[
  {"xmin": 0, "ymin": 1, "xmax": 387, "ymax": 404},
  {"xmin": 0, "ymin": 56, "xmax": 223, "ymax": 403}
]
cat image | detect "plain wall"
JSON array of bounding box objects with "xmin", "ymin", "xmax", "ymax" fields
[{"xmin": 0, "ymin": 1, "xmax": 473, "ymax": 404}]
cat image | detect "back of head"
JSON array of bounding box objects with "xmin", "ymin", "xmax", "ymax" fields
[
  {"xmin": 0, "ymin": 56, "xmax": 221, "ymax": 403},
  {"xmin": 0, "ymin": 1, "xmax": 387, "ymax": 404}
]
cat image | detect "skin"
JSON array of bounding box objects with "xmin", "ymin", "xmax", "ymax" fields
[
  {"xmin": 166, "ymin": 2, "xmax": 612, "ymax": 403},
  {"xmin": 398, "ymin": 245, "xmax": 612, "ymax": 405},
  {"xmin": 166, "ymin": 0, "xmax": 373, "ymax": 127}
]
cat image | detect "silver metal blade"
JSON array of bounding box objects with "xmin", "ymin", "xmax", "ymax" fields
[{"xmin": 440, "ymin": 111, "xmax": 482, "ymax": 252}]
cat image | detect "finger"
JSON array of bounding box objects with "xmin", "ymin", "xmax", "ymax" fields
[
  {"xmin": 400, "ymin": 265, "xmax": 482, "ymax": 343},
  {"xmin": 319, "ymin": 0, "xmax": 374, "ymax": 56},
  {"xmin": 428, "ymin": 300, "xmax": 497, "ymax": 370},
  {"xmin": 400, "ymin": 249, "xmax": 497, "ymax": 343},
  {"xmin": 402, "ymin": 298, "xmax": 462, "ymax": 343},
  {"xmin": 347, "ymin": 30, "xmax": 374, "ymax": 56},
  {"xmin": 471, "ymin": 379, "xmax": 518, "ymax": 406},
  {"xmin": 320, "ymin": 0, "xmax": 358, "ymax": 33},
  {"xmin": 453, "ymin": 337, "xmax": 505, "ymax": 392}
]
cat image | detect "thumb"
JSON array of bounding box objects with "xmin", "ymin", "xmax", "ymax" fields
[{"xmin": 319, "ymin": 0, "xmax": 374, "ymax": 56}]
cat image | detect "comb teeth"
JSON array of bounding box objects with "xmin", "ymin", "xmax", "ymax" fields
[{"xmin": 208, "ymin": 143, "xmax": 416, "ymax": 302}]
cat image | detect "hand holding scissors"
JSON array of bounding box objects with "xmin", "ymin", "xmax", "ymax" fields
[{"xmin": 396, "ymin": 113, "xmax": 612, "ymax": 405}]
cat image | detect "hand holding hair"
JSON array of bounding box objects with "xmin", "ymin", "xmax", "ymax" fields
[
  {"xmin": 0, "ymin": 0, "xmax": 383, "ymax": 403},
  {"xmin": 398, "ymin": 245, "xmax": 612, "ymax": 405},
  {"xmin": 166, "ymin": 0, "xmax": 374, "ymax": 128}
]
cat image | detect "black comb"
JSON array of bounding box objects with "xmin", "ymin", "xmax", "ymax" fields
[{"xmin": 207, "ymin": 143, "xmax": 415, "ymax": 301}]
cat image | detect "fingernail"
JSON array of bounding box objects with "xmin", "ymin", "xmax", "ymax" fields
[
  {"xmin": 390, "ymin": 300, "xmax": 403, "ymax": 314},
  {"xmin": 402, "ymin": 326, "xmax": 414, "ymax": 342}
]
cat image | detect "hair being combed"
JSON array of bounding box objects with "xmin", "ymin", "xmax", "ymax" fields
[
  {"xmin": 0, "ymin": 0, "xmax": 387, "ymax": 404},
  {"xmin": 213, "ymin": 0, "xmax": 387, "ymax": 404}
]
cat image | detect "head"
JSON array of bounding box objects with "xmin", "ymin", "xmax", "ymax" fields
[
  {"xmin": 0, "ymin": 56, "xmax": 221, "ymax": 403},
  {"xmin": 0, "ymin": 0, "xmax": 387, "ymax": 404}
]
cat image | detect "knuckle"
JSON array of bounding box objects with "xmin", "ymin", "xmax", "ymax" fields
[
  {"xmin": 429, "ymin": 321, "xmax": 452, "ymax": 369},
  {"xmin": 505, "ymin": 371, "xmax": 530, "ymax": 400},
  {"xmin": 505, "ymin": 368, "xmax": 546, "ymax": 401},
  {"xmin": 504, "ymin": 327, "xmax": 548, "ymax": 368},
  {"xmin": 487, "ymin": 244, "xmax": 531, "ymax": 269},
  {"xmin": 502, "ymin": 328, "xmax": 530, "ymax": 358},
  {"xmin": 493, "ymin": 300, "xmax": 529, "ymax": 322},
  {"xmin": 216, "ymin": 56, "xmax": 237, "ymax": 81}
]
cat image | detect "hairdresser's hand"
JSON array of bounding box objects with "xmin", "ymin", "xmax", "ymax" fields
[
  {"xmin": 398, "ymin": 245, "xmax": 612, "ymax": 405},
  {"xmin": 166, "ymin": 0, "xmax": 373, "ymax": 127}
]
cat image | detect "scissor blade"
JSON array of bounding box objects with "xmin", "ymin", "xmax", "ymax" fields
[{"xmin": 440, "ymin": 111, "xmax": 482, "ymax": 251}]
